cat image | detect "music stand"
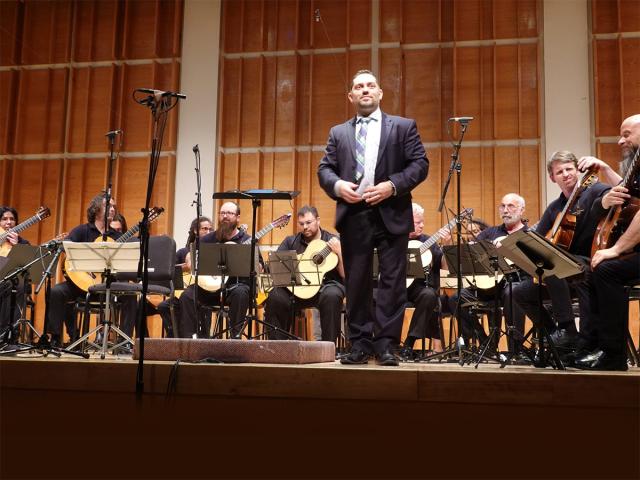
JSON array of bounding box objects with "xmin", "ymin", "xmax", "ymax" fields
[
  {"xmin": 0, "ymin": 245, "xmax": 53, "ymax": 350},
  {"xmin": 197, "ymin": 243, "xmax": 251, "ymax": 338},
  {"xmin": 497, "ymin": 230, "xmax": 584, "ymax": 369},
  {"xmin": 212, "ymin": 189, "xmax": 299, "ymax": 338},
  {"xmin": 265, "ymin": 250, "xmax": 305, "ymax": 340},
  {"xmin": 64, "ymin": 241, "xmax": 140, "ymax": 359}
]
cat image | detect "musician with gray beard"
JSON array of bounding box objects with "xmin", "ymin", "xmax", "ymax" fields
[
  {"xmin": 264, "ymin": 205, "xmax": 345, "ymax": 342},
  {"xmin": 178, "ymin": 202, "xmax": 252, "ymax": 339},
  {"xmin": 451, "ymin": 193, "xmax": 527, "ymax": 353}
]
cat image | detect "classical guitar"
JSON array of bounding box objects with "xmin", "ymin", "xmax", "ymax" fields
[
  {"xmin": 0, "ymin": 206, "xmax": 51, "ymax": 256},
  {"xmin": 591, "ymin": 148, "xmax": 640, "ymax": 256},
  {"xmin": 286, "ymin": 238, "xmax": 338, "ymax": 300},
  {"xmin": 62, "ymin": 207, "xmax": 164, "ymax": 291},
  {"xmin": 546, "ymin": 166, "xmax": 599, "ymax": 250},
  {"xmin": 406, "ymin": 208, "xmax": 473, "ymax": 288},
  {"xmin": 184, "ymin": 213, "xmax": 292, "ymax": 292}
]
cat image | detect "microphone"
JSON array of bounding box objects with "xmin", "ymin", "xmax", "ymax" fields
[
  {"xmin": 42, "ymin": 239, "xmax": 62, "ymax": 250},
  {"xmin": 105, "ymin": 129, "xmax": 122, "ymax": 136},
  {"xmin": 449, "ymin": 116, "xmax": 474, "ymax": 123},
  {"xmin": 136, "ymin": 88, "xmax": 187, "ymax": 100},
  {"xmin": 193, "ymin": 144, "xmax": 199, "ymax": 153}
]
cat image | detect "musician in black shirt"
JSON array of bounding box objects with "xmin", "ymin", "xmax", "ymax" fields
[
  {"xmin": 178, "ymin": 203, "xmax": 251, "ymax": 338},
  {"xmin": 452, "ymin": 193, "xmax": 527, "ymax": 352},
  {"xmin": 399, "ymin": 203, "xmax": 444, "ymax": 358},
  {"xmin": 155, "ymin": 216, "xmax": 212, "ymax": 337},
  {"xmin": 575, "ymin": 114, "xmax": 640, "ymax": 370},
  {"xmin": 264, "ymin": 206, "xmax": 345, "ymax": 342},
  {"xmin": 512, "ymin": 151, "xmax": 613, "ymax": 350},
  {"xmin": 0, "ymin": 207, "xmax": 31, "ymax": 336},
  {"xmin": 44, "ymin": 194, "xmax": 136, "ymax": 347}
]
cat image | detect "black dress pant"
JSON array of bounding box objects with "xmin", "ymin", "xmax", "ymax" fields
[
  {"xmin": 0, "ymin": 280, "xmax": 28, "ymax": 337},
  {"xmin": 264, "ymin": 282, "xmax": 345, "ymax": 342},
  {"xmin": 340, "ymin": 208, "xmax": 408, "ymax": 355},
  {"xmin": 47, "ymin": 280, "xmax": 138, "ymax": 339},
  {"xmin": 178, "ymin": 283, "xmax": 250, "ymax": 338},
  {"xmin": 404, "ymin": 282, "xmax": 440, "ymax": 345},
  {"xmin": 451, "ymin": 279, "xmax": 525, "ymax": 352},
  {"xmin": 589, "ymin": 252, "xmax": 640, "ymax": 356}
]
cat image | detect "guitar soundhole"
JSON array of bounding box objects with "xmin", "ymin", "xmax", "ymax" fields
[{"xmin": 312, "ymin": 254, "xmax": 323, "ymax": 265}]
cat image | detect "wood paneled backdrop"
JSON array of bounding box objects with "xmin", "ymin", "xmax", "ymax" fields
[
  {"xmin": 592, "ymin": 0, "xmax": 640, "ymax": 165},
  {"xmin": 0, "ymin": 0, "xmax": 639, "ymax": 336},
  {"xmin": 217, "ymin": 0, "xmax": 542, "ymax": 240},
  {"xmin": 0, "ymin": 0, "xmax": 183, "ymax": 332}
]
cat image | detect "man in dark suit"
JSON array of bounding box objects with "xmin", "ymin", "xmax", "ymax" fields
[{"xmin": 317, "ymin": 69, "xmax": 429, "ymax": 366}]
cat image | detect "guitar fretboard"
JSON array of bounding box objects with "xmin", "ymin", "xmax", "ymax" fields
[{"xmin": 0, "ymin": 212, "xmax": 47, "ymax": 243}]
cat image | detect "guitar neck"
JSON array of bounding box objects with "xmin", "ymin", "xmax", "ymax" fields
[
  {"xmin": 419, "ymin": 218, "xmax": 458, "ymax": 254},
  {"xmin": 0, "ymin": 213, "xmax": 43, "ymax": 242},
  {"xmin": 117, "ymin": 223, "xmax": 140, "ymax": 243}
]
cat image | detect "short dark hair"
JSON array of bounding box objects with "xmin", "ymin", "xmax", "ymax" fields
[
  {"xmin": 350, "ymin": 69, "xmax": 379, "ymax": 90},
  {"xmin": 297, "ymin": 205, "xmax": 319, "ymax": 218},
  {"xmin": 0, "ymin": 206, "xmax": 18, "ymax": 224}
]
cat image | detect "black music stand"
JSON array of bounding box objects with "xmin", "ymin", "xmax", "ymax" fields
[
  {"xmin": 212, "ymin": 189, "xmax": 299, "ymax": 339},
  {"xmin": 197, "ymin": 242, "xmax": 250, "ymax": 338},
  {"xmin": 439, "ymin": 243, "xmax": 509, "ymax": 366},
  {"xmin": 63, "ymin": 241, "xmax": 140, "ymax": 359},
  {"xmin": 265, "ymin": 250, "xmax": 305, "ymax": 340},
  {"xmin": 0, "ymin": 245, "xmax": 51, "ymax": 351},
  {"xmin": 497, "ymin": 230, "xmax": 584, "ymax": 370}
]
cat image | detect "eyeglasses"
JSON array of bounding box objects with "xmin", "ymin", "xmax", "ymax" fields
[
  {"xmin": 219, "ymin": 211, "xmax": 237, "ymax": 216},
  {"xmin": 199, "ymin": 226, "xmax": 213, "ymax": 232}
]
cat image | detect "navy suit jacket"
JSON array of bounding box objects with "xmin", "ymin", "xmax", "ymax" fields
[{"xmin": 317, "ymin": 112, "xmax": 429, "ymax": 235}]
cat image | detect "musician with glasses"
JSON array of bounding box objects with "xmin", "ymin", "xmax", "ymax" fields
[
  {"xmin": 451, "ymin": 193, "xmax": 528, "ymax": 353},
  {"xmin": 152, "ymin": 216, "xmax": 212, "ymax": 337},
  {"xmin": 511, "ymin": 151, "xmax": 615, "ymax": 353},
  {"xmin": 264, "ymin": 205, "xmax": 345, "ymax": 343},
  {"xmin": 178, "ymin": 202, "xmax": 252, "ymax": 339},
  {"xmin": 0, "ymin": 207, "xmax": 31, "ymax": 336},
  {"xmin": 574, "ymin": 114, "xmax": 640, "ymax": 371}
]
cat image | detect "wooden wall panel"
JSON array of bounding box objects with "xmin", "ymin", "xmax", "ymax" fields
[
  {"xmin": 0, "ymin": 1, "xmax": 20, "ymax": 66},
  {"xmin": 13, "ymin": 68, "xmax": 69, "ymax": 154},
  {"xmin": 592, "ymin": 0, "xmax": 640, "ymax": 166},
  {"xmin": 21, "ymin": 0, "xmax": 73, "ymax": 65},
  {"xmin": 219, "ymin": 0, "xmax": 541, "ymax": 236},
  {"xmin": 593, "ymin": 39, "xmax": 622, "ymax": 137},
  {"xmin": 73, "ymin": 0, "xmax": 120, "ymax": 62}
]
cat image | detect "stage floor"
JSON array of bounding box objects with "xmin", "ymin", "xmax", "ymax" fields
[{"xmin": 1, "ymin": 352, "xmax": 639, "ymax": 479}]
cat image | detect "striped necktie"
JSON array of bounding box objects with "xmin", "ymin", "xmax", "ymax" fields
[{"xmin": 355, "ymin": 117, "xmax": 372, "ymax": 183}]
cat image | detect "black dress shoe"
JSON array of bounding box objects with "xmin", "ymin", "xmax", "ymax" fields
[
  {"xmin": 375, "ymin": 349, "xmax": 399, "ymax": 366},
  {"xmin": 340, "ymin": 349, "xmax": 370, "ymax": 365},
  {"xmin": 574, "ymin": 350, "xmax": 628, "ymax": 371}
]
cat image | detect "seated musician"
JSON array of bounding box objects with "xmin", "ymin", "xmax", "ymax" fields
[
  {"xmin": 0, "ymin": 207, "xmax": 31, "ymax": 336},
  {"xmin": 178, "ymin": 202, "xmax": 251, "ymax": 339},
  {"xmin": 109, "ymin": 213, "xmax": 128, "ymax": 233},
  {"xmin": 264, "ymin": 205, "xmax": 345, "ymax": 342},
  {"xmin": 399, "ymin": 203, "xmax": 444, "ymax": 359},
  {"xmin": 44, "ymin": 193, "xmax": 136, "ymax": 347},
  {"xmin": 575, "ymin": 114, "xmax": 640, "ymax": 371},
  {"xmin": 154, "ymin": 216, "xmax": 212, "ymax": 337},
  {"xmin": 512, "ymin": 151, "xmax": 616, "ymax": 351},
  {"xmin": 451, "ymin": 193, "xmax": 527, "ymax": 352}
]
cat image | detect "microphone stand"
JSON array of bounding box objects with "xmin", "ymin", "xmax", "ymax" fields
[
  {"xmin": 103, "ymin": 130, "xmax": 121, "ymax": 241},
  {"xmin": 134, "ymin": 88, "xmax": 185, "ymax": 395},
  {"xmin": 434, "ymin": 118, "xmax": 473, "ymax": 364},
  {"xmin": 191, "ymin": 145, "xmax": 204, "ymax": 337}
]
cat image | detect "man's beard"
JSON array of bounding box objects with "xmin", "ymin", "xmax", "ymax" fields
[
  {"xmin": 620, "ymin": 146, "xmax": 638, "ymax": 177},
  {"xmin": 216, "ymin": 220, "xmax": 237, "ymax": 241}
]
